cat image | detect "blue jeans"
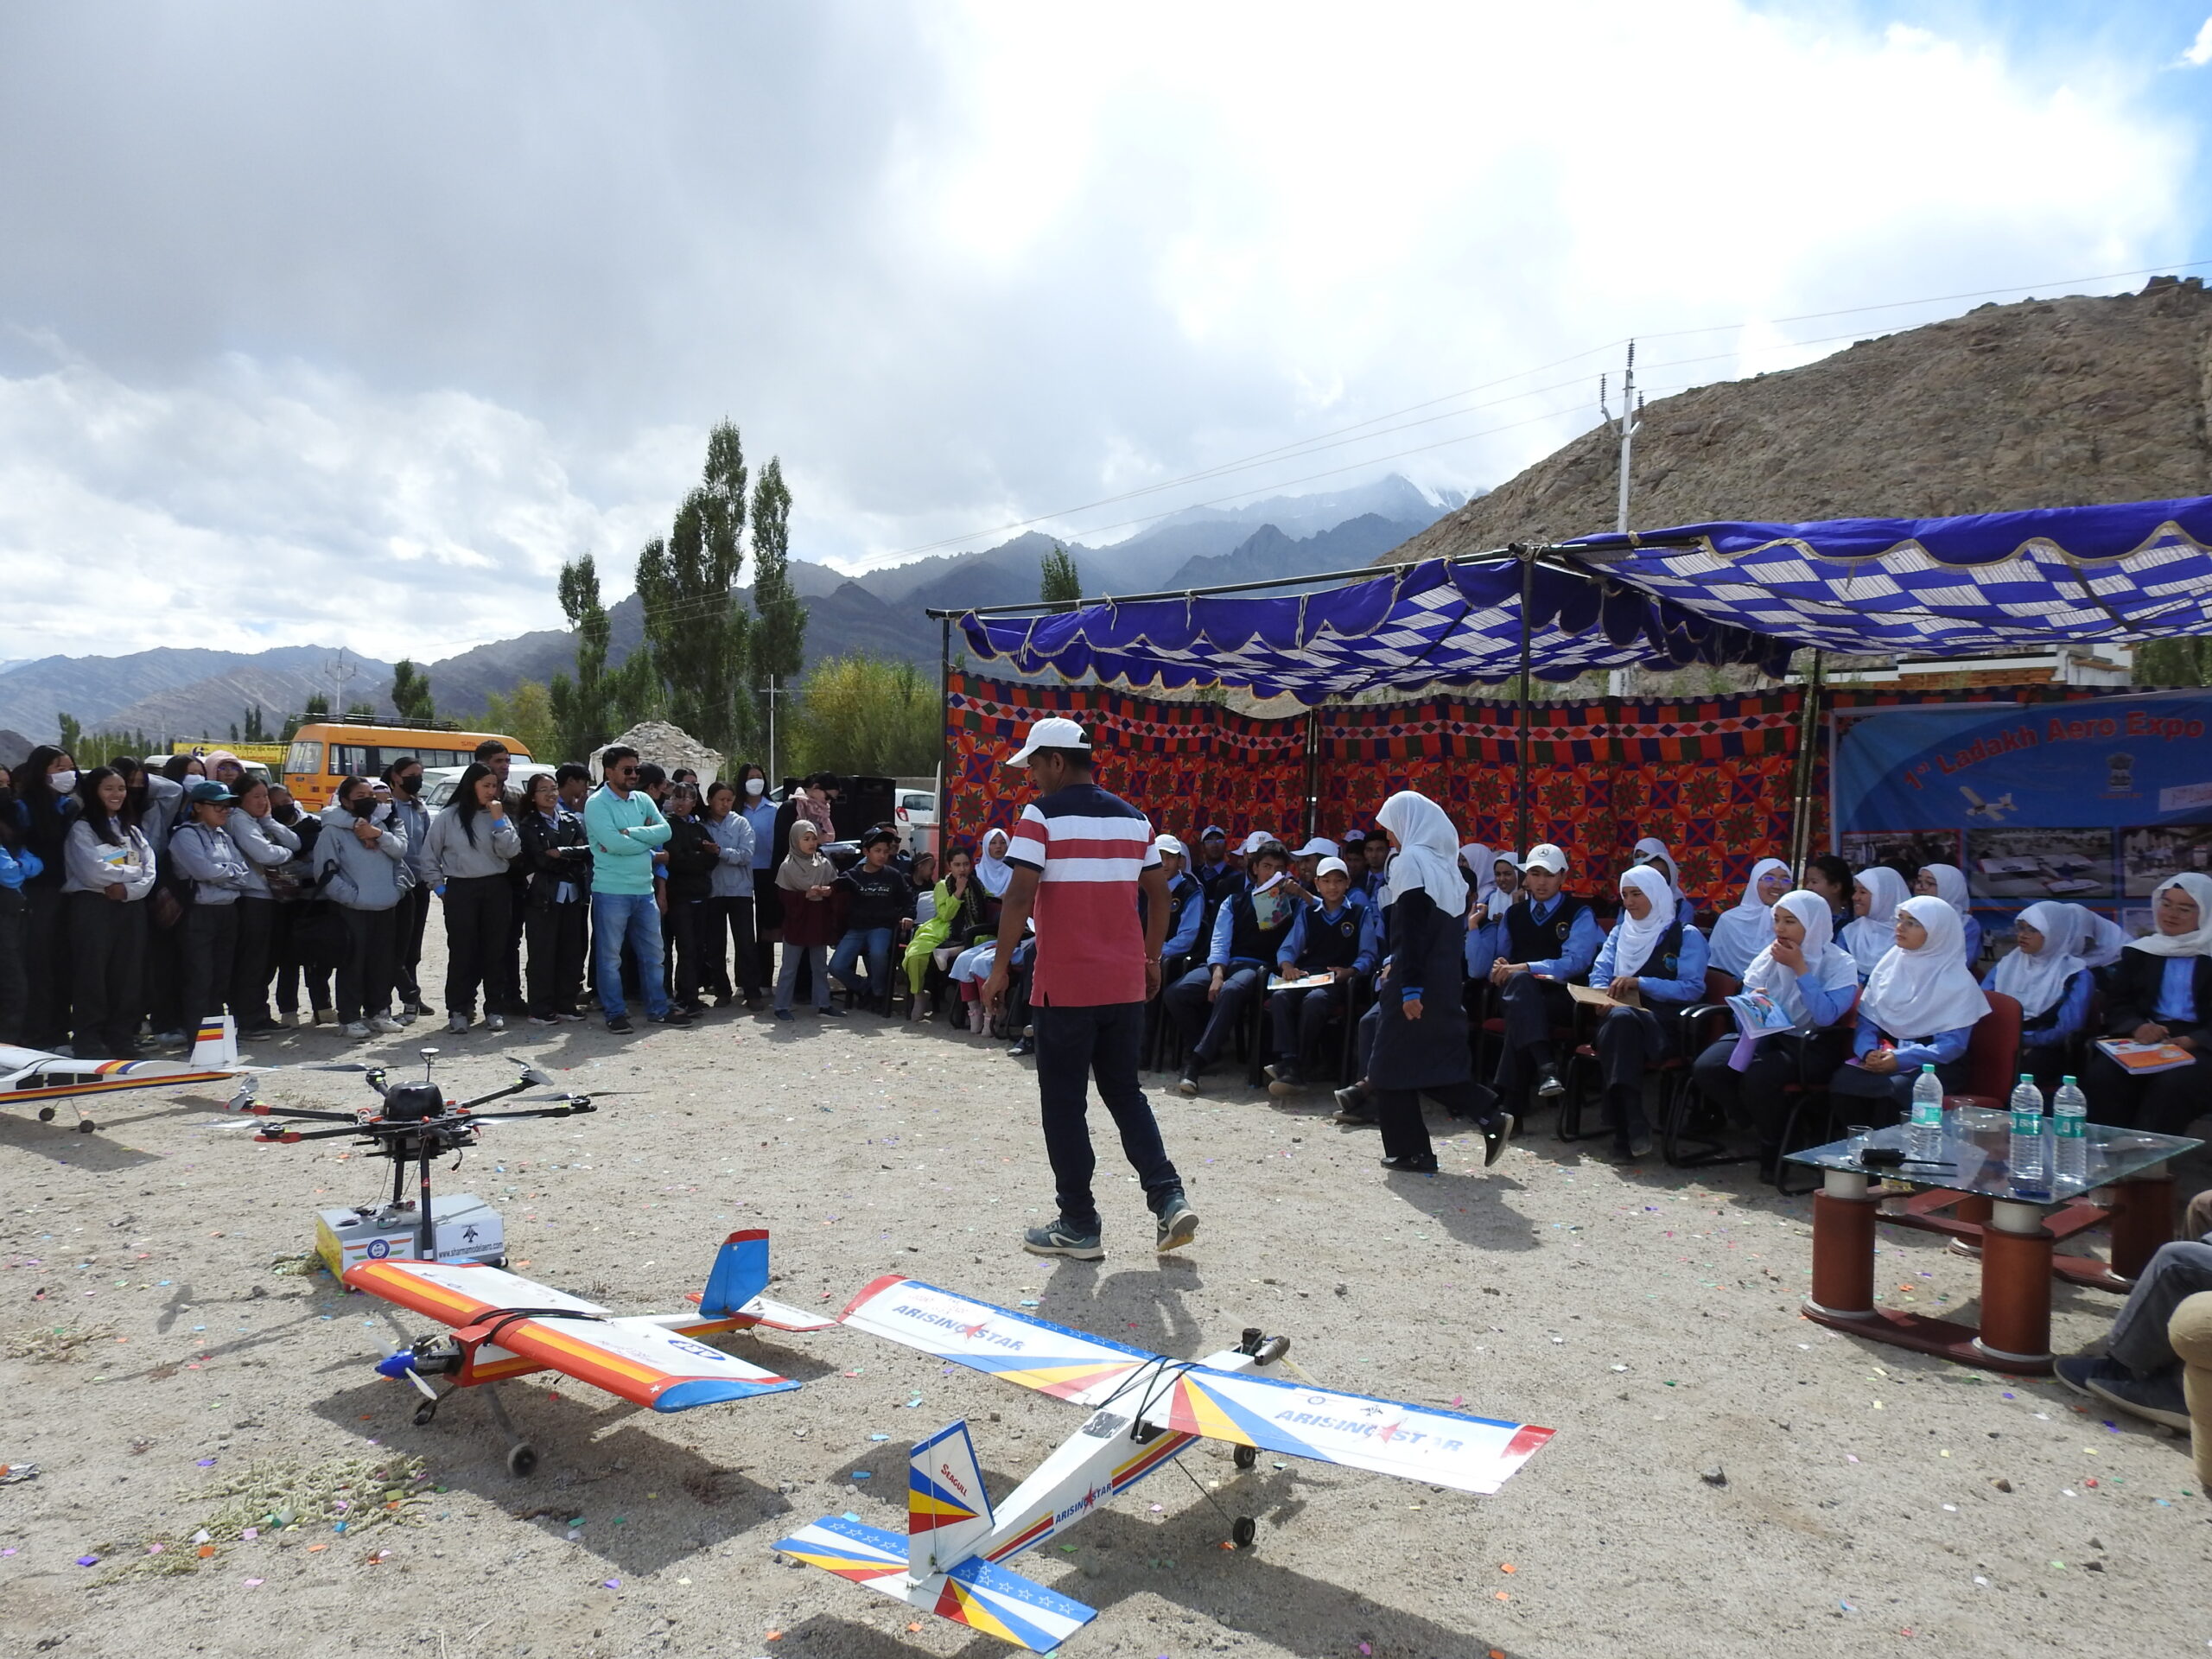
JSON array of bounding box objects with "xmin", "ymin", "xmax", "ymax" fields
[
  {"xmin": 592, "ymin": 893, "xmax": 668, "ymax": 1020},
  {"xmin": 830, "ymin": 926, "xmax": 895, "ymax": 1006}
]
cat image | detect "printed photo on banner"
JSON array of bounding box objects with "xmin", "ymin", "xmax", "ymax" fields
[
  {"xmin": 1965, "ymin": 827, "xmax": 2117, "ymax": 902},
  {"xmin": 2121, "ymin": 823, "xmax": 2212, "ymax": 897},
  {"xmin": 1840, "ymin": 830, "xmax": 1961, "ymax": 876}
]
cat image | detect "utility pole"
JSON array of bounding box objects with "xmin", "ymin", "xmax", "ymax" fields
[
  {"xmin": 758, "ymin": 675, "xmax": 791, "ymax": 783},
  {"xmin": 1603, "ymin": 340, "xmax": 1643, "ymax": 698},
  {"xmin": 326, "ymin": 647, "xmax": 360, "ymax": 718}
]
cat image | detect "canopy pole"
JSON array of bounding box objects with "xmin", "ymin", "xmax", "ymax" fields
[
  {"xmin": 1786, "ymin": 648, "xmax": 1825, "ymax": 876},
  {"xmin": 1516, "ymin": 545, "xmax": 1535, "ymax": 856},
  {"xmin": 937, "ymin": 615, "xmax": 952, "ymax": 857},
  {"xmin": 1302, "ymin": 704, "xmax": 1321, "ymax": 842}
]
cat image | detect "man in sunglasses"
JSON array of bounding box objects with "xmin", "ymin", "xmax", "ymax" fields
[{"xmin": 583, "ymin": 745, "xmax": 692, "ymax": 1033}]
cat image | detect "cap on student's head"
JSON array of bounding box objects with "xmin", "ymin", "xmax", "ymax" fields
[
  {"xmin": 1297, "ymin": 836, "xmax": 1339, "ymax": 858},
  {"xmin": 1522, "ymin": 843, "xmax": 1567, "ymax": 874},
  {"xmin": 1316, "ymin": 855, "xmax": 1349, "ymax": 879},
  {"xmin": 1005, "ymin": 716, "xmax": 1090, "ymax": 768},
  {"xmin": 1154, "ymin": 834, "xmax": 1187, "ymax": 857},
  {"xmin": 187, "ymin": 781, "xmax": 237, "ymax": 805},
  {"xmin": 1239, "ymin": 830, "xmax": 1274, "ymax": 856}
]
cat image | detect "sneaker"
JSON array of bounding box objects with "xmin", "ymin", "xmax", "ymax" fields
[
  {"xmin": 1483, "ymin": 1111, "xmax": 1516, "ymax": 1167},
  {"xmin": 485, "ymin": 1014, "xmax": 506, "ymax": 1033},
  {"xmin": 53, "ymin": 1044, "xmax": 75, "ymax": 1059},
  {"xmin": 1614, "ymin": 1132, "xmax": 1655, "ymax": 1160},
  {"xmin": 370, "ymin": 1015, "xmax": 406, "ymax": 1035},
  {"xmin": 650, "ymin": 1007, "xmax": 696, "ymax": 1027},
  {"xmin": 606, "ymin": 1015, "xmax": 635, "ymax": 1034},
  {"xmin": 313, "ymin": 1010, "xmax": 339, "ymax": 1027},
  {"xmin": 817, "ymin": 1006, "xmax": 845, "ymax": 1019},
  {"xmin": 394, "ymin": 1009, "xmax": 418, "ymax": 1027},
  {"xmin": 2053, "ymin": 1354, "xmax": 2129, "ymax": 1398},
  {"xmin": 528, "ymin": 1014, "xmax": 562, "ymax": 1028},
  {"xmin": 1154, "ymin": 1194, "xmax": 1200, "ymax": 1253},
  {"xmin": 151, "ymin": 1030, "xmax": 188, "ymax": 1048},
  {"xmin": 1267, "ymin": 1064, "xmax": 1302, "ymax": 1099},
  {"xmin": 774, "ymin": 1008, "xmax": 794, "ymax": 1022},
  {"xmin": 1332, "ymin": 1083, "xmax": 1369, "ymax": 1114},
  {"xmin": 446, "ymin": 1014, "xmax": 472, "ymax": 1035},
  {"xmin": 1380, "ymin": 1153, "xmax": 1440, "ymax": 1174},
  {"xmin": 1009, "ymin": 1036, "xmax": 1035, "ymax": 1058},
  {"xmin": 556, "ymin": 1009, "xmax": 588, "ymax": 1023},
  {"xmin": 1022, "ymin": 1218, "xmax": 1105, "ymax": 1261},
  {"xmin": 407, "ymin": 1000, "xmax": 437, "ymax": 1019},
  {"xmin": 2084, "ymin": 1365, "xmax": 2192, "ymax": 1432},
  {"xmin": 1535, "ymin": 1065, "xmax": 1566, "ymax": 1100},
  {"xmin": 340, "ymin": 1021, "xmax": 372, "ymax": 1039},
  {"xmin": 276, "ymin": 1011, "xmax": 302, "ymax": 1029},
  {"xmin": 1177, "ymin": 1075, "xmax": 1201, "ymax": 1097}
]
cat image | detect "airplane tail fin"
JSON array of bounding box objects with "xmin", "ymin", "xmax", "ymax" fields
[
  {"xmin": 908, "ymin": 1420, "xmax": 995, "ymax": 1577},
  {"xmin": 697, "ymin": 1229, "xmax": 770, "ymax": 1318},
  {"xmin": 189, "ymin": 1014, "xmax": 238, "ymax": 1069},
  {"xmin": 774, "ymin": 1514, "xmax": 1094, "ymax": 1654}
]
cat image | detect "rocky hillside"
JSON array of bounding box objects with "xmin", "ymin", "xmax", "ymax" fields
[{"xmin": 1388, "ymin": 276, "xmax": 2212, "ymax": 562}]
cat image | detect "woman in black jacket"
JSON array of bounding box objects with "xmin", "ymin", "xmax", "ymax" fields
[
  {"xmin": 660, "ymin": 782, "xmax": 723, "ymax": 1016},
  {"xmin": 518, "ymin": 769, "xmax": 592, "ymax": 1025},
  {"xmin": 2084, "ymin": 873, "xmax": 2212, "ymax": 1134}
]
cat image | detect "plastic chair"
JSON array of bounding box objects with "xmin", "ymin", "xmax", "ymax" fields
[
  {"xmin": 1657, "ymin": 969, "xmax": 1746, "ymax": 1166},
  {"xmin": 1955, "ymin": 991, "xmax": 2023, "ymax": 1108}
]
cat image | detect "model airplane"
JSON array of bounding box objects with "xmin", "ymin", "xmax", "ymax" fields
[
  {"xmin": 777, "ymin": 1277, "xmax": 1554, "ymax": 1652},
  {"xmin": 2, "ymin": 1017, "xmax": 254, "ymax": 1132},
  {"xmin": 357, "ymin": 1230, "xmax": 833, "ymax": 1477}
]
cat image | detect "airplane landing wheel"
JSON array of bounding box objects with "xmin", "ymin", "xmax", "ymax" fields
[
  {"xmin": 76, "ymin": 1119, "xmax": 96, "ymax": 1135},
  {"xmin": 1231, "ymin": 1516, "xmax": 1257, "ymax": 1549},
  {"xmin": 1232, "ymin": 1444, "xmax": 1258, "ymax": 1471},
  {"xmin": 411, "ymin": 1402, "xmax": 437, "ymax": 1427},
  {"xmin": 37, "ymin": 1107, "xmax": 54, "ymax": 1122},
  {"xmin": 507, "ymin": 1444, "xmax": 538, "ymax": 1479}
]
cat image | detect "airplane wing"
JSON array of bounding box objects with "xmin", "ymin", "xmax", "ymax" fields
[
  {"xmin": 841, "ymin": 1276, "xmax": 1152, "ymax": 1405},
  {"xmin": 1137, "ymin": 1364, "xmax": 1552, "ymax": 1497},
  {"xmin": 0, "ymin": 1046, "xmax": 243, "ymax": 1106},
  {"xmin": 347, "ymin": 1259, "xmax": 798, "ymax": 1412}
]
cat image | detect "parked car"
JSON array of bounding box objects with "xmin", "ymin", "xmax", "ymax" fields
[
  {"xmin": 894, "ymin": 789, "xmax": 936, "ymax": 856},
  {"xmin": 423, "ymin": 760, "xmax": 558, "ymax": 810}
]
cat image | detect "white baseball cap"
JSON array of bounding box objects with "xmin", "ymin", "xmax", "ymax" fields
[
  {"xmin": 1154, "ymin": 834, "xmax": 1187, "ymax": 856},
  {"xmin": 1316, "ymin": 855, "xmax": 1349, "ymax": 878},
  {"xmin": 1522, "ymin": 843, "xmax": 1568, "ymax": 874},
  {"xmin": 1239, "ymin": 830, "xmax": 1275, "ymax": 855},
  {"xmin": 1005, "ymin": 716, "xmax": 1091, "ymax": 767},
  {"xmin": 1296, "ymin": 836, "xmax": 1339, "ymax": 857}
]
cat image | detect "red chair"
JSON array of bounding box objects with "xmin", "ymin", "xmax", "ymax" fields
[
  {"xmin": 1953, "ymin": 991, "xmax": 2023, "ymax": 1108},
  {"xmin": 1560, "ymin": 967, "xmax": 1738, "ymax": 1147}
]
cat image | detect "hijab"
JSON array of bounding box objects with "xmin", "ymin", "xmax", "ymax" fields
[
  {"xmin": 1843, "ymin": 866, "xmax": 1909, "ymax": 974},
  {"xmin": 1859, "ymin": 894, "xmax": 1991, "ymax": 1039},
  {"xmin": 1989, "ymin": 900, "xmax": 2086, "ymax": 1019},
  {"xmin": 1921, "ymin": 862, "xmax": 1973, "ymax": 923},
  {"xmin": 1631, "ymin": 836, "xmax": 1681, "ymax": 904},
  {"xmin": 2062, "ymin": 903, "xmax": 2128, "ymax": 969},
  {"xmin": 1741, "ymin": 890, "xmax": 1861, "ymax": 1025},
  {"xmin": 1460, "ymin": 843, "xmax": 1497, "ymax": 908},
  {"xmin": 1610, "ymin": 865, "xmax": 1678, "ymax": 976},
  {"xmin": 975, "ymin": 828, "xmax": 1014, "ymax": 897},
  {"xmin": 1375, "ymin": 790, "xmax": 1467, "ymax": 917},
  {"xmin": 1706, "ymin": 856, "xmax": 1789, "ymax": 976},
  {"xmin": 2124, "ymin": 872, "xmax": 2212, "ymax": 959}
]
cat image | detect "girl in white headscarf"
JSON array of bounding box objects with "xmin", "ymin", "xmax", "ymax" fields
[
  {"xmin": 1459, "ymin": 843, "xmax": 1497, "ymax": 912},
  {"xmin": 1830, "ymin": 894, "xmax": 1989, "ymax": 1120},
  {"xmin": 974, "ymin": 828, "xmax": 1014, "ymax": 898},
  {"xmin": 1586, "ymin": 863, "xmax": 1712, "ymax": 1159},
  {"xmin": 1630, "ymin": 836, "xmax": 1696, "ymax": 926},
  {"xmin": 1913, "ymin": 861, "xmax": 1983, "ymax": 966},
  {"xmin": 1692, "ymin": 888, "xmax": 1861, "ymax": 1175},
  {"xmin": 1841, "ymin": 867, "xmax": 1910, "ymax": 979},
  {"xmin": 2084, "ymin": 872, "xmax": 2212, "ymax": 1134},
  {"xmin": 2060, "ymin": 904, "xmax": 2128, "ymax": 969},
  {"xmin": 1365, "ymin": 790, "xmax": 1509, "ymax": 1174},
  {"xmin": 1705, "ymin": 857, "xmax": 1791, "ymax": 979},
  {"xmin": 1983, "ymin": 901, "xmax": 2093, "ymax": 1085}
]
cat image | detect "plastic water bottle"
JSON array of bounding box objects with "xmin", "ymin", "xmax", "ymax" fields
[
  {"xmin": 1907, "ymin": 1065, "xmax": 1945, "ymax": 1163},
  {"xmin": 2007, "ymin": 1074, "xmax": 2045, "ymax": 1187},
  {"xmin": 2052, "ymin": 1075, "xmax": 2089, "ymax": 1186}
]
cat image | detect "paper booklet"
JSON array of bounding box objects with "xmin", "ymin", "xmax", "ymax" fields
[
  {"xmin": 1567, "ymin": 982, "xmax": 1642, "ymax": 1012},
  {"xmin": 1268, "ymin": 970, "xmax": 1337, "ymax": 992},
  {"xmin": 2094, "ymin": 1039, "xmax": 2196, "ymax": 1075},
  {"xmin": 1721, "ymin": 986, "xmax": 1802, "ymax": 1072}
]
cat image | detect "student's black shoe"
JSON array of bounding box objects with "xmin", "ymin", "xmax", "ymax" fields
[
  {"xmin": 1535, "ymin": 1065, "xmax": 1566, "ymax": 1100},
  {"xmin": 1379, "ymin": 1154, "xmax": 1439, "ymax": 1173},
  {"xmin": 606, "ymin": 1015, "xmax": 635, "ymax": 1034},
  {"xmin": 650, "ymin": 1008, "xmax": 696, "ymax": 1027},
  {"xmin": 1483, "ymin": 1112, "xmax": 1516, "ymax": 1167},
  {"xmin": 1009, "ymin": 1036, "xmax": 1035, "ymax": 1058}
]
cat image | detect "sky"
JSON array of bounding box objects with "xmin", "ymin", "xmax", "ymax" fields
[{"xmin": 2, "ymin": 0, "xmax": 2209, "ymax": 662}]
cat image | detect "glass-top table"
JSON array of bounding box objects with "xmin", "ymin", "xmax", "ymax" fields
[{"xmin": 1786, "ymin": 1112, "xmax": 2200, "ymax": 1375}]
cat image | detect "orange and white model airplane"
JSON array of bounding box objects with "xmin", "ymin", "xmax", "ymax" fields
[
  {"xmin": 1, "ymin": 1017, "xmax": 255, "ymax": 1132},
  {"xmin": 358, "ymin": 1230, "xmax": 831, "ymax": 1476}
]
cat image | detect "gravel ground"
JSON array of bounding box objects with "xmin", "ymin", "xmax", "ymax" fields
[{"xmin": 3, "ymin": 919, "xmax": 2209, "ymax": 1659}]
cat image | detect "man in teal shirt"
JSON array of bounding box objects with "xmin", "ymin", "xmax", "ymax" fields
[{"xmin": 582, "ymin": 745, "xmax": 691, "ymax": 1033}]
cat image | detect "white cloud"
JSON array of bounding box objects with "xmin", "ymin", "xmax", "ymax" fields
[
  {"xmin": 2183, "ymin": 16, "xmax": 2212, "ymax": 66},
  {"xmin": 0, "ymin": 1, "xmax": 2199, "ymax": 648}
]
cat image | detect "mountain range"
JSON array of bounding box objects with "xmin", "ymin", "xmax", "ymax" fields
[{"xmin": 0, "ymin": 474, "xmax": 1465, "ymax": 747}]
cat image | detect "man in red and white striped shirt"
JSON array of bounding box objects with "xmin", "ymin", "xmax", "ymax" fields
[{"xmin": 985, "ymin": 717, "xmax": 1197, "ymax": 1259}]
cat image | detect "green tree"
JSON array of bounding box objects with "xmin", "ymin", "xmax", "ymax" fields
[
  {"xmin": 608, "ymin": 647, "xmax": 666, "ymax": 731},
  {"xmin": 482, "ymin": 680, "xmax": 560, "ymax": 764},
  {"xmin": 283, "ymin": 691, "xmax": 330, "ymax": 743},
  {"xmin": 242, "ymin": 705, "xmax": 269, "ymax": 743},
  {"xmin": 2133, "ymin": 637, "xmax": 2212, "ymax": 686},
  {"xmin": 748, "ymin": 454, "xmax": 806, "ymax": 756},
  {"xmin": 389, "ymin": 659, "xmax": 436, "ymax": 723},
  {"xmin": 549, "ymin": 554, "xmax": 618, "ymax": 760},
  {"xmin": 228, "ymin": 721, "xmax": 240, "ymax": 743},
  {"xmin": 57, "ymin": 711, "xmax": 84, "ymax": 753},
  {"xmin": 344, "ymin": 701, "xmax": 376, "ymax": 721},
  {"xmin": 634, "ymin": 421, "xmax": 753, "ymax": 754},
  {"xmin": 788, "ymin": 653, "xmax": 938, "ymax": 777},
  {"xmin": 1040, "ymin": 543, "xmax": 1082, "ymax": 613}
]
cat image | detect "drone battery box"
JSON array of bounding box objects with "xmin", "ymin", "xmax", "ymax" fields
[{"xmin": 315, "ymin": 1193, "xmax": 505, "ymax": 1278}]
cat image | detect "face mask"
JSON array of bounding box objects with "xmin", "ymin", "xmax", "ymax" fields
[
  {"xmin": 395, "ymin": 774, "xmax": 420, "ymax": 795},
  {"xmin": 745, "ymin": 778, "xmax": 766, "ymax": 797},
  {"xmin": 346, "ymin": 797, "xmax": 378, "ymax": 818},
  {"xmin": 48, "ymin": 770, "xmax": 79, "ymax": 793}
]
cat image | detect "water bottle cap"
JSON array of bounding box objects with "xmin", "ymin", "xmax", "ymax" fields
[
  {"xmin": 1921, "ymin": 1064, "xmax": 1936, "ymax": 1073},
  {"xmin": 2062, "ymin": 1075, "xmax": 2075, "ymax": 1085}
]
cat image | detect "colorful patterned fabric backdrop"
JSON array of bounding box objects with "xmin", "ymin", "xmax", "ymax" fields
[
  {"xmin": 943, "ymin": 674, "xmax": 1308, "ymax": 851},
  {"xmin": 945, "ymin": 675, "xmax": 2122, "ymax": 909}
]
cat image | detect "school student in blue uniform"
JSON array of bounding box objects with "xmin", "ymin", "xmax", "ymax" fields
[
  {"xmin": 1263, "ymin": 856, "xmax": 1378, "ymax": 1095},
  {"xmin": 1586, "ymin": 864, "xmax": 1711, "ymax": 1160},
  {"xmin": 1484, "ymin": 842, "xmax": 1605, "ymax": 1109}
]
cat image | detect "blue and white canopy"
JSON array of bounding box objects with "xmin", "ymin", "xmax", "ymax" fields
[{"xmin": 954, "ymin": 495, "xmax": 2212, "ymax": 701}]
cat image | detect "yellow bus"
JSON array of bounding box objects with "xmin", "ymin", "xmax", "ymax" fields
[{"xmin": 282, "ymin": 722, "xmax": 531, "ymax": 811}]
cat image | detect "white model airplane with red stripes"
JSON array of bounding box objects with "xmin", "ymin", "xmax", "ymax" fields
[
  {"xmin": 776, "ymin": 1276, "xmax": 1554, "ymax": 1652},
  {"xmin": 1, "ymin": 1016, "xmax": 255, "ymax": 1132}
]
